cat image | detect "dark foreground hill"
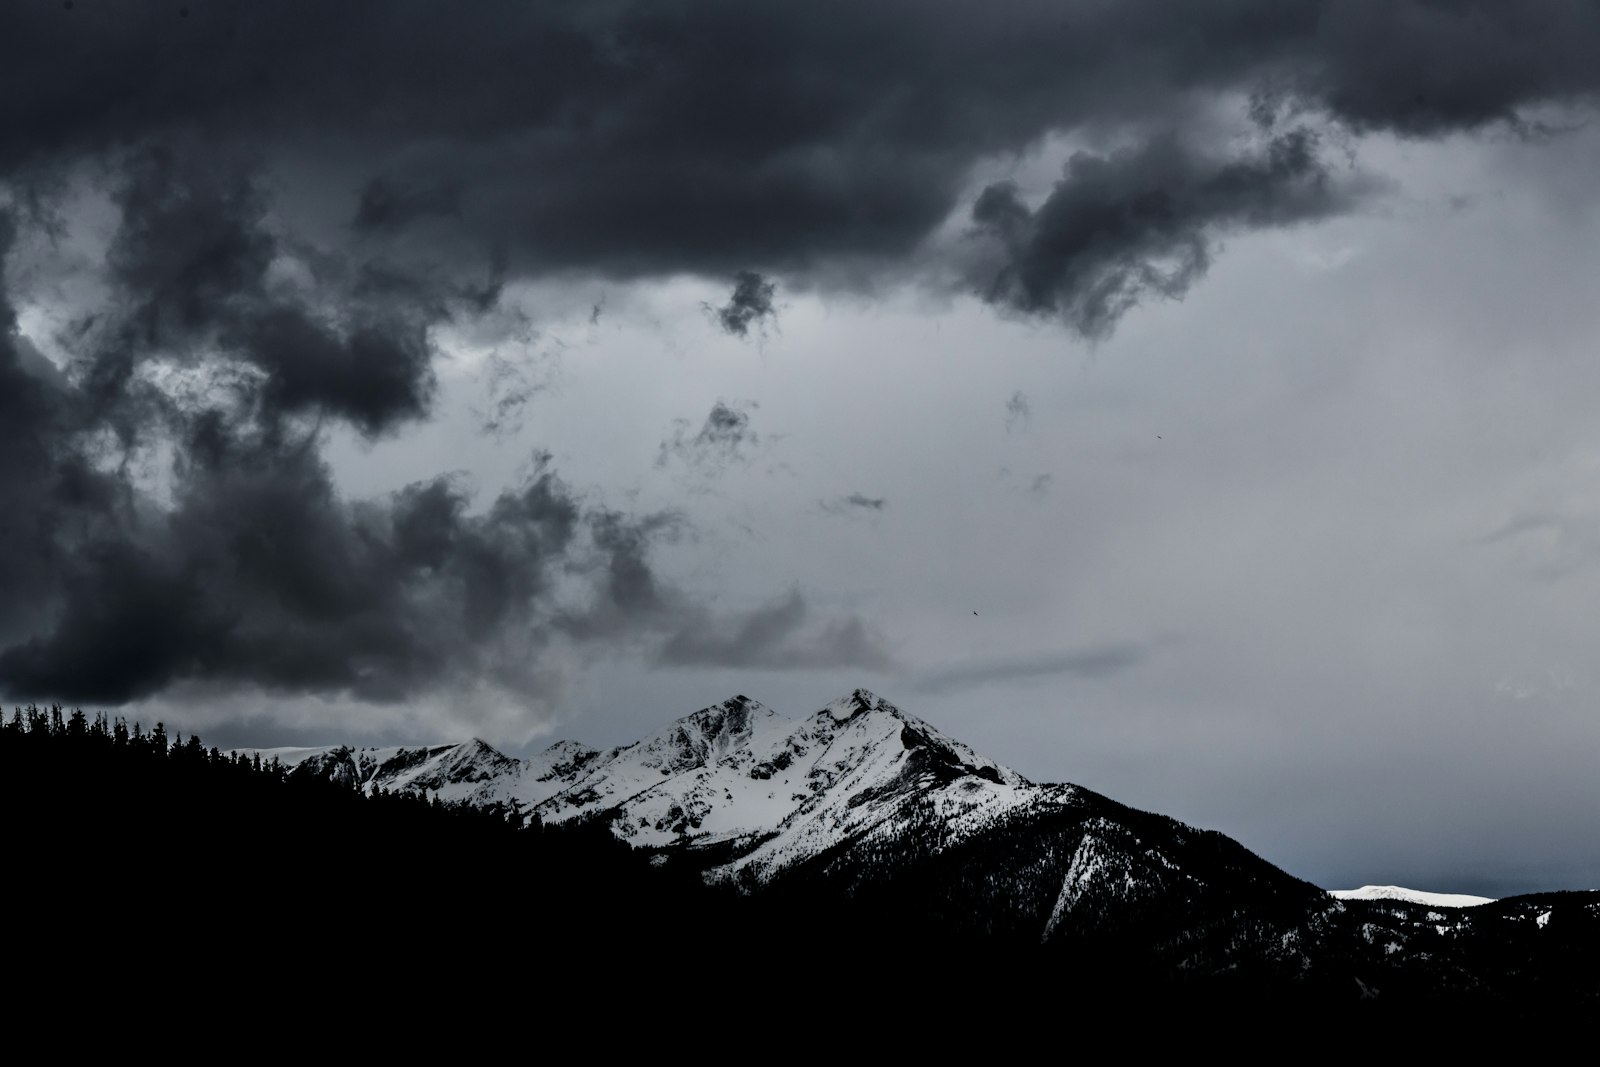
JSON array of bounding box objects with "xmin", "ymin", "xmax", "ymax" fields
[{"xmin": 3, "ymin": 700, "xmax": 1595, "ymax": 1032}]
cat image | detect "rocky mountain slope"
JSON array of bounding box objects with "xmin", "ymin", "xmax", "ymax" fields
[{"xmin": 258, "ymin": 688, "xmax": 1599, "ymax": 1002}]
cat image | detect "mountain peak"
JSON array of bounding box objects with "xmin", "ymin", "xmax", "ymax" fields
[
  {"xmin": 622, "ymin": 693, "xmax": 780, "ymax": 778},
  {"xmin": 674, "ymin": 693, "xmax": 777, "ymax": 735},
  {"xmin": 454, "ymin": 737, "xmax": 515, "ymax": 762},
  {"xmin": 821, "ymin": 687, "xmax": 895, "ymax": 722},
  {"xmin": 265, "ymin": 689, "xmax": 1028, "ymax": 878}
]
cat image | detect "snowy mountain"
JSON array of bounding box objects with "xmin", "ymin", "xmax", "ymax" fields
[
  {"xmin": 11, "ymin": 700, "xmax": 1598, "ymax": 1021},
  {"xmin": 253, "ymin": 688, "xmax": 1600, "ymax": 995},
  {"xmin": 258, "ymin": 689, "xmax": 1346, "ymax": 964},
  {"xmin": 1331, "ymin": 885, "xmax": 1495, "ymax": 908},
  {"xmin": 258, "ymin": 689, "xmax": 1034, "ymax": 882}
]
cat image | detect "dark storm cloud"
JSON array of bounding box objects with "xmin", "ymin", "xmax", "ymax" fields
[
  {"xmin": 7, "ymin": 3, "xmax": 1596, "ymax": 307},
  {"xmin": 81, "ymin": 143, "xmax": 438, "ymax": 438},
  {"xmin": 911, "ymin": 642, "xmax": 1159, "ymax": 695},
  {"xmin": 0, "ymin": 415, "xmax": 671, "ymax": 704},
  {"xmin": 710, "ymin": 271, "xmax": 777, "ymax": 338},
  {"xmin": 0, "ymin": 210, "xmax": 72, "ymax": 637},
  {"xmin": 7, "ymin": 0, "xmax": 1600, "ymax": 712},
  {"xmin": 352, "ymin": 177, "xmax": 461, "ymax": 234},
  {"xmin": 657, "ymin": 401, "xmax": 759, "ymax": 472},
  {"xmin": 967, "ymin": 129, "xmax": 1362, "ymax": 338},
  {"xmin": 657, "ymin": 590, "xmax": 893, "ymax": 672},
  {"xmin": 0, "ymin": 150, "xmax": 676, "ymax": 706},
  {"xmin": 1280, "ymin": 1, "xmax": 1600, "ymax": 136}
]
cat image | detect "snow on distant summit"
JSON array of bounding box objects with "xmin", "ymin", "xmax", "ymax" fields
[
  {"xmin": 1330, "ymin": 885, "xmax": 1495, "ymax": 908},
  {"xmin": 252, "ymin": 688, "xmax": 1042, "ymax": 882},
  {"xmin": 531, "ymin": 688, "xmax": 1039, "ymax": 880}
]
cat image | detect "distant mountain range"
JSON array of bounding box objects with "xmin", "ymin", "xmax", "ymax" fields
[
  {"xmin": 259, "ymin": 688, "xmax": 1598, "ymax": 1009},
  {"xmin": 1331, "ymin": 885, "xmax": 1495, "ymax": 908}
]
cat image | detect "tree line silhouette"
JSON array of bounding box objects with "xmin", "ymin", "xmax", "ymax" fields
[
  {"xmin": 2, "ymin": 704, "xmax": 688, "ymax": 951},
  {"xmin": 4, "ymin": 703, "xmax": 1594, "ymax": 1030}
]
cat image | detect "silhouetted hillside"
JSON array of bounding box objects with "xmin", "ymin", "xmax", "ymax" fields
[{"xmin": 4, "ymin": 704, "xmax": 1595, "ymax": 1032}]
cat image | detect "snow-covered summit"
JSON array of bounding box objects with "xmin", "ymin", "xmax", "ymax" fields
[
  {"xmin": 527, "ymin": 689, "xmax": 1035, "ymax": 872},
  {"xmin": 1330, "ymin": 885, "xmax": 1495, "ymax": 908},
  {"xmin": 819, "ymin": 687, "xmax": 1028, "ymax": 786},
  {"xmin": 528, "ymin": 739, "xmax": 601, "ymax": 781},
  {"xmin": 230, "ymin": 689, "xmax": 1420, "ymax": 962},
  {"xmin": 223, "ymin": 693, "xmax": 1588, "ymax": 978},
  {"xmin": 255, "ymin": 689, "xmax": 1042, "ymax": 882}
]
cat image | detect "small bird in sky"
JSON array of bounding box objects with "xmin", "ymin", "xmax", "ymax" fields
[{"xmin": 973, "ymin": 611, "xmax": 979, "ymax": 616}]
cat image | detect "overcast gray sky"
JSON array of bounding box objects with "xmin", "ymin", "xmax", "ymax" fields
[{"xmin": 4, "ymin": 2, "xmax": 1599, "ymax": 897}]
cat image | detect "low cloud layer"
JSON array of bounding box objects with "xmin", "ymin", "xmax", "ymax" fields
[
  {"xmin": 657, "ymin": 591, "xmax": 893, "ymax": 672},
  {"xmin": 911, "ymin": 642, "xmax": 1160, "ymax": 695}
]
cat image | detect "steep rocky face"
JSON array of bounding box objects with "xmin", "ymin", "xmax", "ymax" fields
[{"xmin": 530, "ymin": 739, "xmax": 601, "ymax": 782}]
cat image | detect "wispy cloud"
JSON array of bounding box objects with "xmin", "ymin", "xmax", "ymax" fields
[
  {"xmin": 1004, "ymin": 390, "xmax": 1031, "ymax": 432},
  {"xmin": 657, "ymin": 590, "xmax": 893, "ymax": 672},
  {"xmin": 910, "ymin": 641, "xmax": 1162, "ymax": 695},
  {"xmin": 657, "ymin": 400, "xmax": 761, "ymax": 474},
  {"xmin": 819, "ymin": 493, "xmax": 887, "ymax": 517}
]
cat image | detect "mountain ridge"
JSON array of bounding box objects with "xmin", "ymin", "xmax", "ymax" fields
[
  {"xmin": 10, "ymin": 693, "xmax": 1596, "ymax": 1015},
  {"xmin": 255, "ymin": 686, "xmax": 1363, "ymax": 974},
  {"xmin": 255, "ymin": 688, "xmax": 1038, "ymax": 882}
]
